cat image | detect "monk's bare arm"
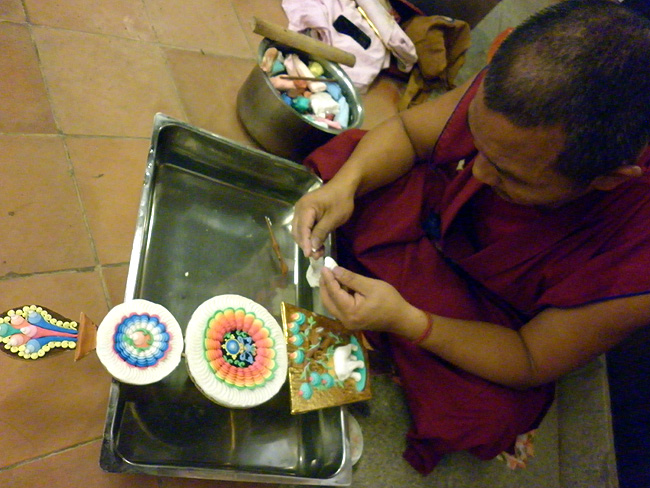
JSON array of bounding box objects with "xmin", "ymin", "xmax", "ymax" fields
[
  {"xmin": 331, "ymin": 76, "xmax": 476, "ymax": 198},
  {"xmin": 409, "ymin": 293, "xmax": 650, "ymax": 389}
]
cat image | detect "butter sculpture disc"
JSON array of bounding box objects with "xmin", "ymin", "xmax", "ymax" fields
[
  {"xmin": 185, "ymin": 294, "xmax": 287, "ymax": 409},
  {"xmin": 96, "ymin": 299, "xmax": 183, "ymax": 385}
]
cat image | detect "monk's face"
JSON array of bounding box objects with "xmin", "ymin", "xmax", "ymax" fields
[{"xmin": 467, "ymin": 83, "xmax": 588, "ymax": 207}]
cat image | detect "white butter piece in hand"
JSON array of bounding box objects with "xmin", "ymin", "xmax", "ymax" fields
[{"xmin": 306, "ymin": 256, "xmax": 338, "ymax": 287}]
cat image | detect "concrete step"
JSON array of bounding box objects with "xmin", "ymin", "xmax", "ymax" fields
[{"xmin": 324, "ymin": 356, "xmax": 616, "ymax": 488}]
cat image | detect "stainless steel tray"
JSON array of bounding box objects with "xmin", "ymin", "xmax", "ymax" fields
[{"xmin": 100, "ymin": 114, "xmax": 351, "ymax": 485}]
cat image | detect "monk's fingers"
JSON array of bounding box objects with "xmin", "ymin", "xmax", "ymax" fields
[{"xmin": 291, "ymin": 203, "xmax": 319, "ymax": 257}]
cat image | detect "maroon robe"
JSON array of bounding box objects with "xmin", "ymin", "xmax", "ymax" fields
[{"xmin": 303, "ymin": 75, "xmax": 650, "ymax": 474}]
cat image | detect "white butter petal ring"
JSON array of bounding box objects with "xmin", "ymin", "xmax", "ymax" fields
[{"xmin": 96, "ymin": 300, "xmax": 183, "ymax": 385}]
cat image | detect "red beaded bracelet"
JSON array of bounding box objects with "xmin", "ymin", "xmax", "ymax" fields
[{"xmin": 412, "ymin": 312, "xmax": 434, "ymax": 346}]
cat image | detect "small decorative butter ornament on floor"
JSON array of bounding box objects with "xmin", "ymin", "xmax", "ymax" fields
[
  {"xmin": 497, "ymin": 429, "xmax": 537, "ymax": 469},
  {"xmin": 0, "ymin": 305, "xmax": 97, "ymax": 361},
  {"xmin": 281, "ymin": 302, "xmax": 371, "ymax": 414}
]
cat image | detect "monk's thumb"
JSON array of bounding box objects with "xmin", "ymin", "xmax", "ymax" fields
[{"xmin": 332, "ymin": 266, "xmax": 366, "ymax": 293}]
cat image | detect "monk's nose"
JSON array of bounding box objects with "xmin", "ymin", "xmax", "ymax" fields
[{"xmin": 472, "ymin": 154, "xmax": 501, "ymax": 187}]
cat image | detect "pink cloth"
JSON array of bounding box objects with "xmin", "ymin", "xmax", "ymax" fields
[
  {"xmin": 282, "ymin": 0, "xmax": 416, "ymax": 92},
  {"xmin": 355, "ymin": 0, "xmax": 418, "ymax": 71},
  {"xmin": 302, "ymin": 73, "xmax": 650, "ymax": 473}
]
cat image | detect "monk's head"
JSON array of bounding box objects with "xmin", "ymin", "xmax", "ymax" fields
[{"xmin": 470, "ymin": 0, "xmax": 650, "ymax": 206}]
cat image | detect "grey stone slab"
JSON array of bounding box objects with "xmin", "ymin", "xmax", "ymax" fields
[
  {"xmin": 349, "ymin": 374, "xmax": 560, "ymax": 488},
  {"xmin": 557, "ymin": 358, "xmax": 619, "ymax": 488},
  {"xmin": 557, "ymin": 357, "xmax": 611, "ymax": 414},
  {"xmin": 455, "ymin": 0, "xmax": 560, "ymax": 87},
  {"xmin": 277, "ymin": 357, "xmax": 618, "ymax": 488}
]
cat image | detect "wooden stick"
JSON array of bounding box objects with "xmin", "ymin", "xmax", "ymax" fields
[
  {"xmin": 265, "ymin": 216, "xmax": 288, "ymax": 277},
  {"xmin": 253, "ymin": 17, "xmax": 356, "ymax": 67},
  {"xmin": 277, "ymin": 75, "xmax": 333, "ymax": 82}
]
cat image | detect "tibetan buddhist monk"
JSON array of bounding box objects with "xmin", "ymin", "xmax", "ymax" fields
[{"xmin": 291, "ymin": 0, "xmax": 650, "ymax": 473}]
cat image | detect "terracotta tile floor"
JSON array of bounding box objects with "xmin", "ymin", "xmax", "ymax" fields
[{"xmin": 0, "ymin": 2, "xmax": 402, "ymax": 486}]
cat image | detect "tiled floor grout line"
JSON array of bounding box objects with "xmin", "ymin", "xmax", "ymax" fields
[
  {"xmin": 0, "ymin": 266, "xmax": 95, "ymax": 282},
  {"xmin": 18, "ymin": 0, "xmax": 29, "ymax": 23},
  {"xmin": 0, "ymin": 437, "xmax": 102, "ymax": 473},
  {"xmin": 232, "ymin": 1, "xmax": 262, "ymax": 55},
  {"xmin": 0, "ymin": 133, "xmax": 151, "ymax": 140},
  {"xmin": 0, "ymin": 263, "xmax": 130, "ymax": 282},
  {"xmin": 18, "ymin": 14, "xmax": 258, "ymax": 62},
  {"xmin": 138, "ymin": 0, "xmax": 191, "ymax": 127},
  {"xmin": 23, "ymin": 17, "xmax": 112, "ymax": 310},
  {"xmin": 158, "ymin": 46, "xmax": 191, "ymax": 125},
  {"xmin": 23, "ymin": 21, "xmax": 159, "ymax": 48},
  {"xmin": 25, "ymin": 21, "xmax": 61, "ymax": 138},
  {"xmin": 60, "ymin": 135, "xmax": 113, "ymax": 312}
]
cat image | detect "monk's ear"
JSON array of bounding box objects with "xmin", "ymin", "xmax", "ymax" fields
[{"xmin": 590, "ymin": 165, "xmax": 643, "ymax": 191}]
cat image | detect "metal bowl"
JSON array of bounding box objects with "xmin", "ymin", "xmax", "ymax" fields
[{"xmin": 237, "ymin": 38, "xmax": 364, "ymax": 162}]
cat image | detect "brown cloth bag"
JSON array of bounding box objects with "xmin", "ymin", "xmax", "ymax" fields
[{"xmin": 398, "ymin": 15, "xmax": 471, "ymax": 110}]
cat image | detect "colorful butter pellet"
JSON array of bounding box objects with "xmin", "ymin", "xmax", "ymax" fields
[{"xmin": 261, "ymin": 47, "xmax": 351, "ymax": 130}]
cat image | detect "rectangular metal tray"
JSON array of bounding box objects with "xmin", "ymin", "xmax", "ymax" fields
[{"xmin": 100, "ymin": 114, "xmax": 351, "ymax": 485}]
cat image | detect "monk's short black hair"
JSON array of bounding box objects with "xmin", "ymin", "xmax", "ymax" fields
[{"xmin": 484, "ymin": 0, "xmax": 650, "ymax": 184}]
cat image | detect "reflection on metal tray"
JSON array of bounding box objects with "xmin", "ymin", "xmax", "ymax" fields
[{"xmin": 100, "ymin": 114, "xmax": 351, "ymax": 486}]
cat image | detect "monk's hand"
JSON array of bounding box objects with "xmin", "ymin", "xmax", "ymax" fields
[
  {"xmin": 291, "ymin": 182, "xmax": 355, "ymax": 259},
  {"xmin": 319, "ymin": 265, "xmax": 411, "ymax": 333}
]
